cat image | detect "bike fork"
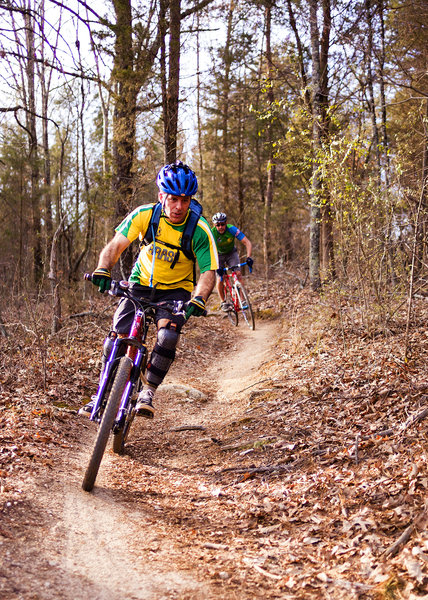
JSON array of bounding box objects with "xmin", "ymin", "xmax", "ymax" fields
[
  {"xmin": 115, "ymin": 347, "xmax": 147, "ymax": 423},
  {"xmin": 90, "ymin": 338, "xmax": 123, "ymax": 421}
]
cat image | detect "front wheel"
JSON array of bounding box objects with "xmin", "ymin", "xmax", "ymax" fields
[
  {"xmin": 235, "ymin": 283, "xmax": 255, "ymax": 330},
  {"xmin": 82, "ymin": 356, "xmax": 133, "ymax": 492},
  {"xmin": 225, "ymin": 289, "xmax": 238, "ymax": 326}
]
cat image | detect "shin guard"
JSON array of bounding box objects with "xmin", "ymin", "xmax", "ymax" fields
[{"xmin": 146, "ymin": 327, "xmax": 180, "ymax": 388}]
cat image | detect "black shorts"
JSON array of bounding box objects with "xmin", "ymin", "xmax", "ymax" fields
[
  {"xmin": 112, "ymin": 284, "xmax": 191, "ymax": 334},
  {"xmin": 217, "ymin": 248, "xmax": 240, "ymax": 271}
]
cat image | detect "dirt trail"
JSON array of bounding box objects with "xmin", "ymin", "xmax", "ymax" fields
[
  {"xmin": 4, "ymin": 318, "xmax": 280, "ymax": 600},
  {"xmin": 213, "ymin": 321, "xmax": 273, "ymax": 399}
]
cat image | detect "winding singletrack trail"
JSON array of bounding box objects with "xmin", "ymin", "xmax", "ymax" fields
[{"xmin": 2, "ymin": 317, "xmax": 280, "ymax": 600}]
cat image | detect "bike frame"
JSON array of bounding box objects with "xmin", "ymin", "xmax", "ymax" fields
[
  {"xmin": 223, "ymin": 270, "xmax": 241, "ymax": 312},
  {"xmin": 87, "ymin": 279, "xmax": 184, "ymax": 427},
  {"xmin": 82, "ymin": 275, "xmax": 186, "ymax": 491},
  {"xmin": 221, "ymin": 261, "xmax": 251, "ymax": 312},
  {"xmin": 219, "ymin": 262, "xmax": 255, "ymax": 330},
  {"xmin": 90, "ymin": 308, "xmax": 148, "ymax": 425}
]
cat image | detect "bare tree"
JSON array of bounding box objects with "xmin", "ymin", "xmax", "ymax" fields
[
  {"xmin": 262, "ymin": 0, "xmax": 276, "ymax": 281},
  {"xmin": 164, "ymin": 0, "xmax": 181, "ymax": 163},
  {"xmin": 319, "ymin": 0, "xmax": 334, "ymax": 280},
  {"xmin": 37, "ymin": 0, "xmax": 56, "ymax": 248},
  {"xmin": 309, "ymin": 0, "xmax": 323, "ymax": 290}
]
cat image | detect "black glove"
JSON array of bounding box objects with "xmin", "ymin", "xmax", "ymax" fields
[
  {"xmin": 246, "ymin": 257, "xmax": 253, "ymax": 269},
  {"xmin": 185, "ymin": 296, "xmax": 206, "ymax": 319},
  {"xmin": 91, "ymin": 268, "xmax": 112, "ymax": 293},
  {"xmin": 216, "ymin": 267, "xmax": 225, "ymax": 278}
]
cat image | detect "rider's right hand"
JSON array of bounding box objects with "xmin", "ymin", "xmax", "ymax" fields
[
  {"xmin": 91, "ymin": 268, "xmax": 112, "ymax": 293},
  {"xmin": 185, "ymin": 295, "xmax": 206, "ymax": 319},
  {"xmin": 216, "ymin": 268, "xmax": 225, "ymax": 278}
]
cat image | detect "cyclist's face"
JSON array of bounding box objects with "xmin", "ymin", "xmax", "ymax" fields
[
  {"xmin": 160, "ymin": 193, "xmax": 191, "ymax": 223},
  {"xmin": 215, "ymin": 222, "xmax": 227, "ymax": 232},
  {"xmin": 215, "ymin": 223, "xmax": 227, "ymax": 233}
]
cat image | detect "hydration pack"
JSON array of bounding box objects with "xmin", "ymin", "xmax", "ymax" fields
[{"xmin": 142, "ymin": 199, "xmax": 203, "ymax": 278}]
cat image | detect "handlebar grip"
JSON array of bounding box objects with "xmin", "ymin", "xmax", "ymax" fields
[{"xmin": 84, "ymin": 273, "xmax": 93, "ymax": 282}]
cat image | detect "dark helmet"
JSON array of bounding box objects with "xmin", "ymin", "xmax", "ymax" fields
[
  {"xmin": 156, "ymin": 161, "xmax": 198, "ymax": 197},
  {"xmin": 212, "ymin": 212, "xmax": 227, "ymax": 224}
]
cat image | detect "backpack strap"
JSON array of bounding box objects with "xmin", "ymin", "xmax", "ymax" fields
[
  {"xmin": 141, "ymin": 200, "xmax": 202, "ymax": 284},
  {"xmin": 180, "ymin": 198, "xmax": 203, "ymax": 260},
  {"xmin": 143, "ymin": 199, "xmax": 202, "ymax": 259},
  {"xmin": 142, "ymin": 202, "xmax": 162, "ymax": 246}
]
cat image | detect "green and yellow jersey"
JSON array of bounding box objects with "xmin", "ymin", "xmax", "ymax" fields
[
  {"xmin": 116, "ymin": 203, "xmax": 219, "ymax": 291},
  {"xmin": 210, "ymin": 223, "xmax": 245, "ymax": 255}
]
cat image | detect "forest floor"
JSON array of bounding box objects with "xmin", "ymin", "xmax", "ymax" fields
[{"xmin": 1, "ymin": 272, "xmax": 428, "ymax": 599}]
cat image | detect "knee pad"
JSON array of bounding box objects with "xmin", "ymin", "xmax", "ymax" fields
[
  {"xmin": 147, "ymin": 327, "xmax": 180, "ymax": 387},
  {"xmin": 158, "ymin": 327, "xmax": 180, "ymax": 351}
]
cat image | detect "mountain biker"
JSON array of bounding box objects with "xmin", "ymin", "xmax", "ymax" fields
[
  {"xmin": 79, "ymin": 161, "xmax": 218, "ymax": 419},
  {"xmin": 211, "ymin": 212, "xmax": 253, "ymax": 311}
]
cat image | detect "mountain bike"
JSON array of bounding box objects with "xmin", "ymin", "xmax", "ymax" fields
[
  {"xmin": 219, "ymin": 262, "xmax": 255, "ymax": 330},
  {"xmin": 81, "ymin": 275, "xmax": 187, "ymax": 492}
]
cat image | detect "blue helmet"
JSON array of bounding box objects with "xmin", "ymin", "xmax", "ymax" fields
[{"xmin": 156, "ymin": 161, "xmax": 198, "ymax": 197}]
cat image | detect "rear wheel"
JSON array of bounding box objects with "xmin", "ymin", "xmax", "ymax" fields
[
  {"xmin": 82, "ymin": 356, "xmax": 133, "ymax": 492},
  {"xmin": 235, "ymin": 283, "xmax": 255, "ymax": 330},
  {"xmin": 112, "ymin": 408, "xmax": 136, "ymax": 455},
  {"xmin": 112, "ymin": 353, "xmax": 147, "ymax": 455}
]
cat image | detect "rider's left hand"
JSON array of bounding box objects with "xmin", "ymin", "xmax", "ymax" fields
[
  {"xmin": 185, "ymin": 296, "xmax": 206, "ymax": 319},
  {"xmin": 246, "ymin": 257, "xmax": 253, "ymax": 269}
]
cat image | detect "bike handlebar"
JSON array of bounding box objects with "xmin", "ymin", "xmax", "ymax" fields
[
  {"xmin": 217, "ymin": 262, "xmax": 253, "ymax": 278},
  {"xmin": 84, "ymin": 273, "xmax": 200, "ymax": 318},
  {"xmin": 84, "ymin": 273, "xmax": 130, "ymax": 296}
]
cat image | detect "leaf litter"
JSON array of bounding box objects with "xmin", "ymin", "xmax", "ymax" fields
[{"xmin": 0, "ymin": 276, "xmax": 427, "ymax": 599}]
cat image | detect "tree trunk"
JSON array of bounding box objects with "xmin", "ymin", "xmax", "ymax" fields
[
  {"xmin": 286, "ymin": 0, "xmax": 311, "ymax": 112},
  {"xmin": 378, "ymin": 0, "xmax": 390, "ymax": 182},
  {"xmin": 164, "ymin": 0, "xmax": 181, "ymax": 163},
  {"xmin": 196, "ymin": 10, "xmax": 204, "ymax": 198},
  {"xmin": 378, "ymin": 0, "xmax": 396, "ymax": 285},
  {"xmin": 48, "ymin": 219, "xmax": 65, "ymax": 334},
  {"xmin": 237, "ymin": 98, "xmax": 245, "ymax": 229},
  {"xmin": 309, "ymin": 0, "xmax": 322, "ymax": 290},
  {"xmin": 263, "ymin": 0, "xmax": 276, "ymax": 282},
  {"xmin": 254, "ymin": 41, "xmax": 266, "ymax": 215},
  {"xmin": 24, "ymin": 4, "xmax": 42, "ymax": 284},
  {"xmin": 38, "ymin": 1, "xmax": 53, "ymax": 250},
  {"xmin": 71, "ymin": 58, "xmax": 93, "ymax": 280},
  {"xmin": 320, "ymin": 0, "xmax": 334, "ymax": 280},
  {"xmin": 416, "ymin": 97, "xmax": 428, "ymax": 272},
  {"xmin": 111, "ymin": 0, "xmax": 137, "ymax": 277},
  {"xmin": 365, "ymin": 0, "xmax": 381, "ymax": 179},
  {"xmin": 111, "ymin": 0, "xmax": 137, "ymax": 222},
  {"xmin": 221, "ymin": 0, "xmax": 235, "ymax": 206}
]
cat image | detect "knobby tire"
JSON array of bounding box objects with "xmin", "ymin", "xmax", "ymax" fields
[
  {"xmin": 235, "ymin": 283, "xmax": 255, "ymax": 330},
  {"xmin": 82, "ymin": 356, "xmax": 133, "ymax": 492}
]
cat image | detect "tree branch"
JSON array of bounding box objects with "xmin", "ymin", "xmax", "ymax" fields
[{"xmin": 181, "ymin": 0, "xmax": 216, "ymax": 20}]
